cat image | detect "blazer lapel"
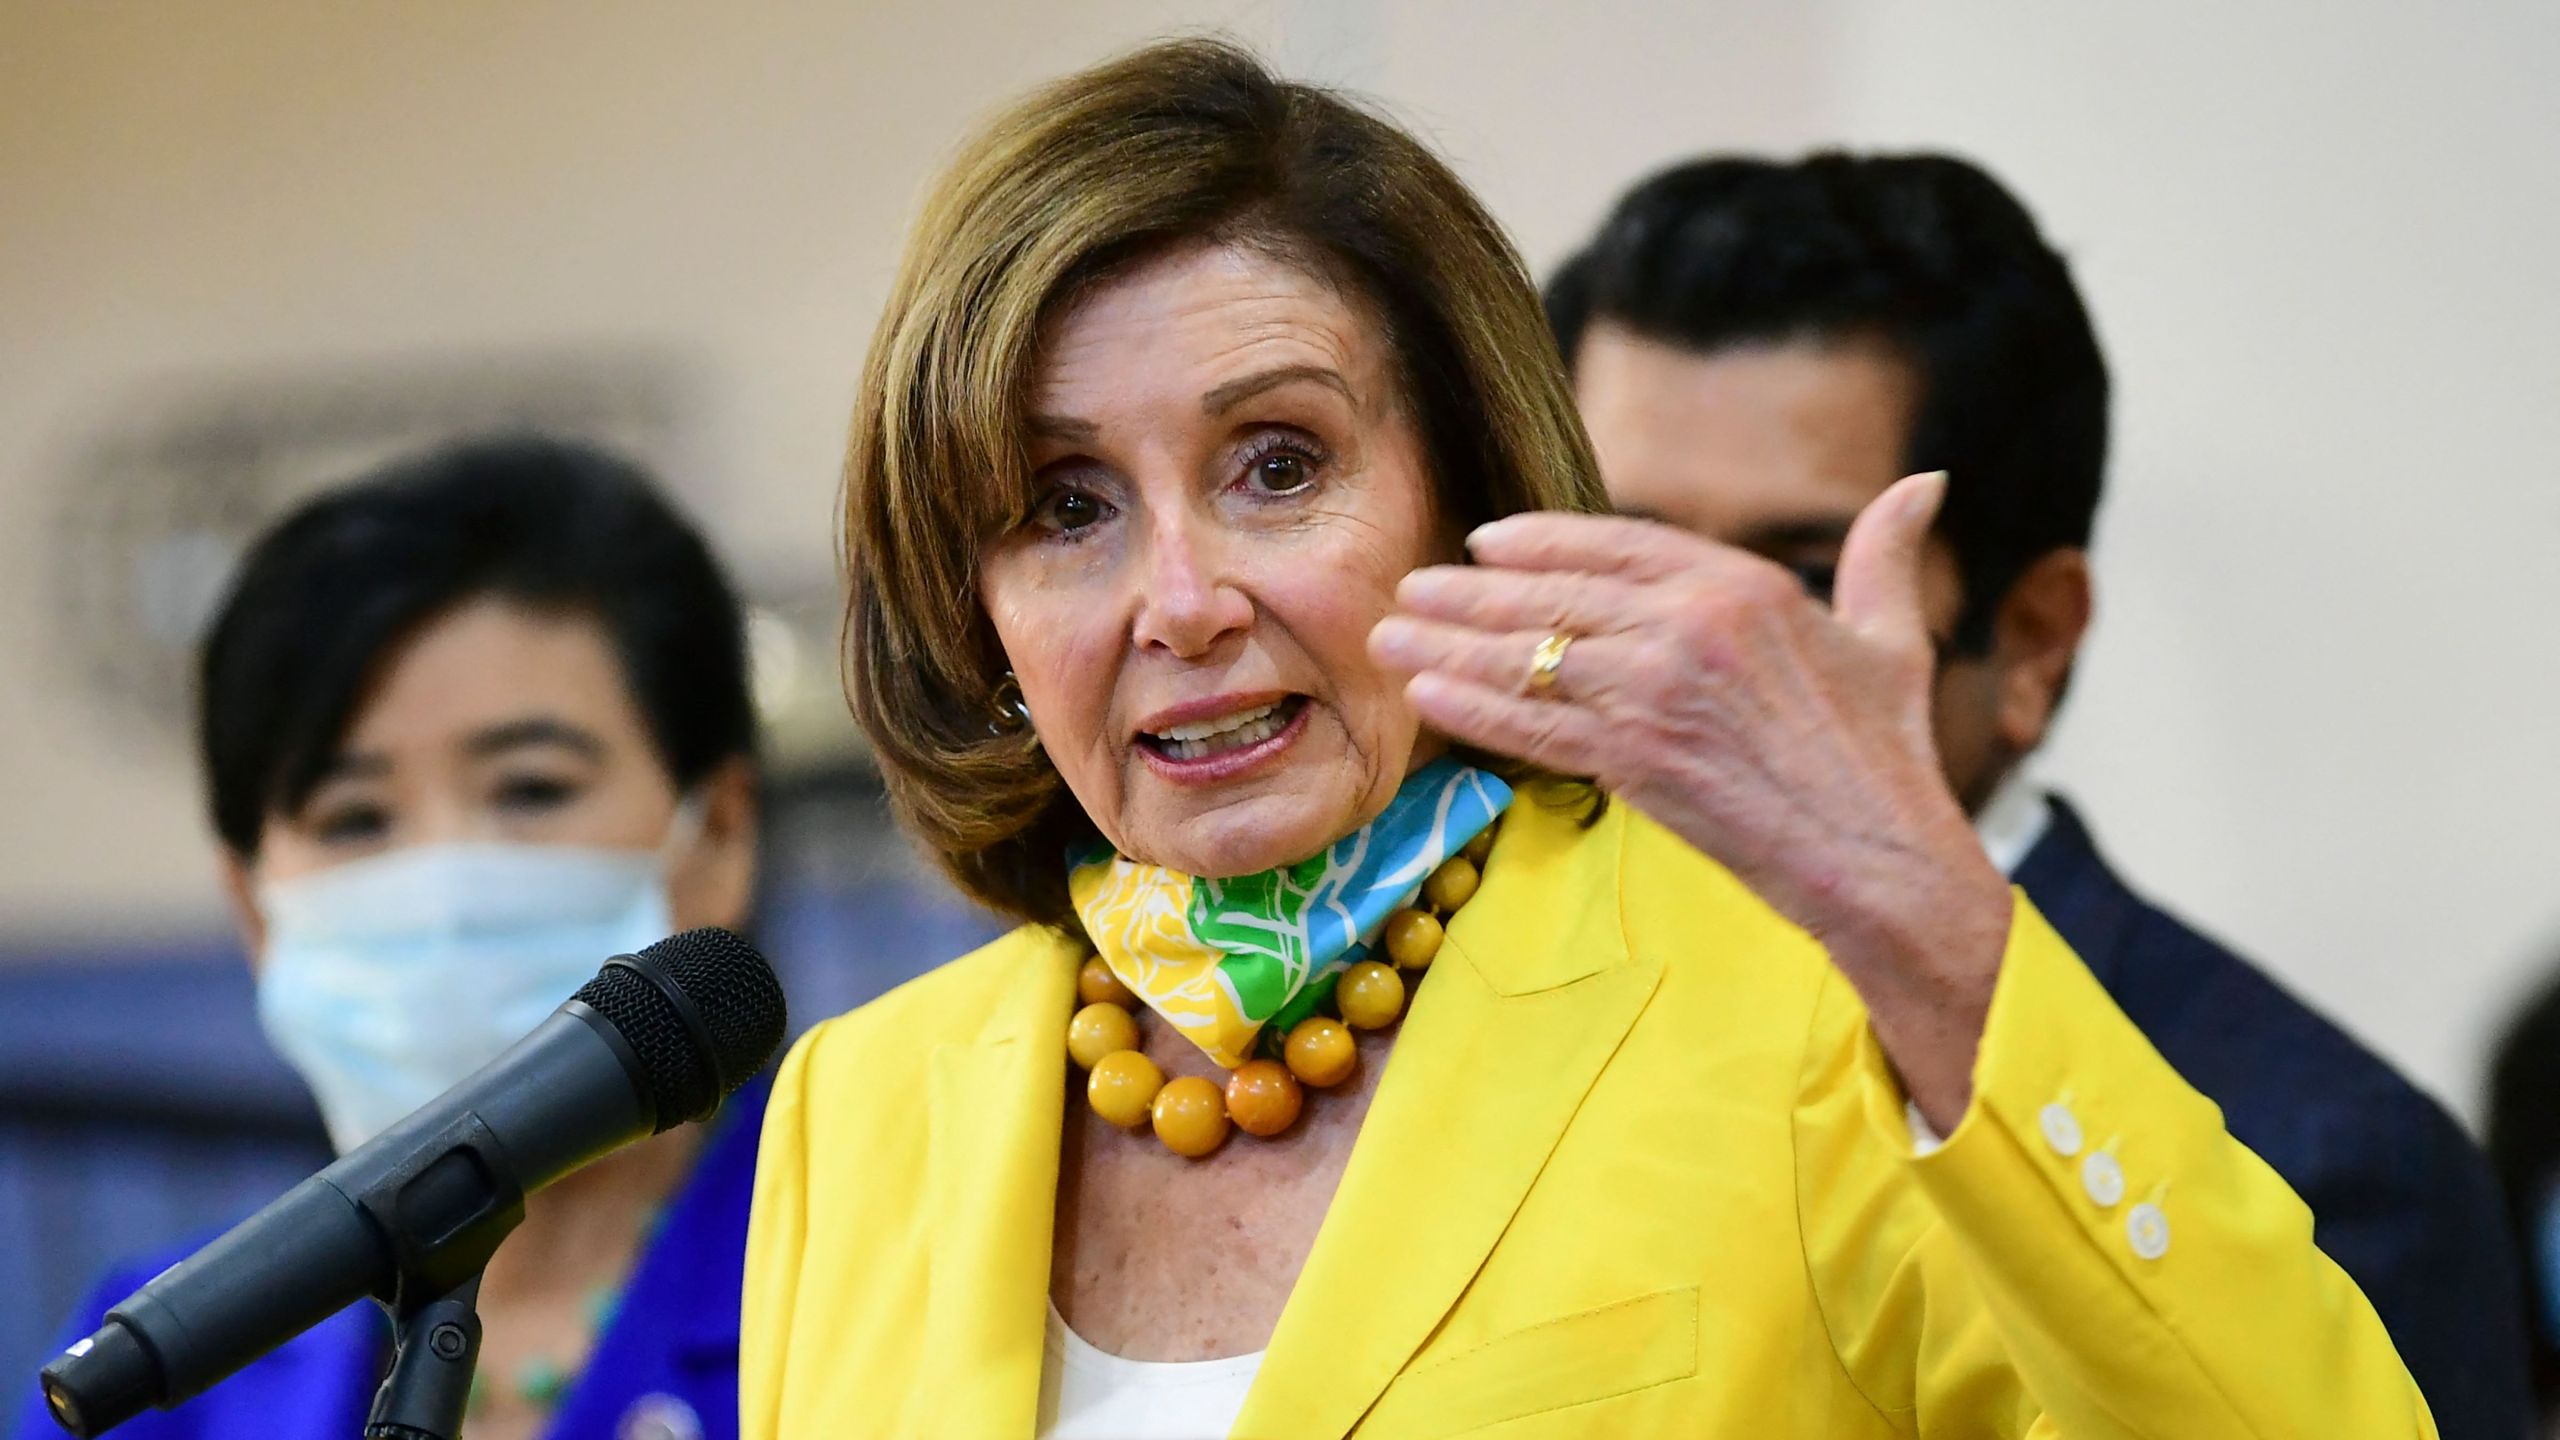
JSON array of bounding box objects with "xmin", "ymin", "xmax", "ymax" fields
[
  {"xmin": 914, "ymin": 936, "xmax": 1077, "ymax": 1439},
  {"xmin": 1235, "ymin": 798, "xmax": 1664, "ymax": 1440}
]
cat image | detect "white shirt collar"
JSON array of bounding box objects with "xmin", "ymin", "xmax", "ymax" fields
[{"xmin": 1972, "ymin": 769, "xmax": 2054, "ymax": 879}]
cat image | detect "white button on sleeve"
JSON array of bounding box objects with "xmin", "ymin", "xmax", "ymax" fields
[
  {"xmin": 2080, "ymin": 1150, "xmax": 2125, "ymax": 1208},
  {"xmin": 2039, "ymin": 1101, "xmax": 2083, "ymax": 1157},
  {"xmin": 2128, "ymin": 1202, "xmax": 2171, "ymax": 1260}
]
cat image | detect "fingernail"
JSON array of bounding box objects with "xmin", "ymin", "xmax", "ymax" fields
[
  {"xmin": 1463, "ymin": 518, "xmax": 1512, "ymax": 552},
  {"xmin": 1370, "ymin": 616, "xmax": 1419, "ymax": 661},
  {"xmin": 1906, "ymin": 470, "xmax": 1949, "ymax": 517}
]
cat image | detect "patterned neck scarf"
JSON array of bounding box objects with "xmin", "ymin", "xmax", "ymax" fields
[{"xmin": 1068, "ymin": 758, "xmax": 1512, "ymax": 1068}]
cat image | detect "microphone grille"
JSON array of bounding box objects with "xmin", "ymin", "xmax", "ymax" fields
[
  {"xmin": 571, "ymin": 927, "xmax": 787, "ymax": 1130},
  {"xmin": 650, "ymin": 926, "xmax": 789, "ymax": 1085}
]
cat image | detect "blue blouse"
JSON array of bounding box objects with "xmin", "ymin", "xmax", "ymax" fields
[{"xmin": 16, "ymin": 1078, "xmax": 767, "ymax": 1440}]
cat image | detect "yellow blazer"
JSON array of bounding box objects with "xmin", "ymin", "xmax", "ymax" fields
[{"xmin": 743, "ymin": 794, "xmax": 2434, "ymax": 1438}]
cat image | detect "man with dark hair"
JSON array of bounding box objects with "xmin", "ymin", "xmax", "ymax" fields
[{"xmin": 1549, "ymin": 152, "xmax": 2530, "ymax": 1439}]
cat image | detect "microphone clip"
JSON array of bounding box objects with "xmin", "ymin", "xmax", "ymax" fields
[
  {"xmin": 362, "ymin": 1271, "xmax": 484, "ymax": 1440},
  {"xmin": 349, "ymin": 1109, "xmax": 523, "ymax": 1440},
  {"xmin": 345, "ymin": 1107, "xmax": 527, "ymax": 1300}
]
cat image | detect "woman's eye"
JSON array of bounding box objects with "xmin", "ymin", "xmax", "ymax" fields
[
  {"xmin": 1243, "ymin": 449, "xmax": 1315, "ymax": 495},
  {"xmin": 310, "ymin": 803, "xmax": 390, "ymax": 846},
  {"xmin": 493, "ymin": 775, "xmax": 579, "ymax": 815},
  {"xmin": 1033, "ymin": 488, "xmax": 1108, "ymax": 534}
]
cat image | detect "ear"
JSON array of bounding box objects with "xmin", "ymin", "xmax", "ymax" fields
[
  {"xmin": 669, "ymin": 756, "xmax": 761, "ymax": 933},
  {"xmin": 220, "ymin": 850, "xmax": 269, "ymax": 964},
  {"xmin": 1988, "ymin": 547, "xmax": 2093, "ymax": 755}
]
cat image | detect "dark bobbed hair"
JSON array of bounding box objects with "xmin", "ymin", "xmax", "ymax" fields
[
  {"xmin": 199, "ymin": 433, "xmax": 757, "ymax": 857},
  {"xmin": 1545, "ymin": 152, "xmax": 2110, "ymax": 650},
  {"xmin": 843, "ymin": 38, "xmax": 1605, "ymax": 926}
]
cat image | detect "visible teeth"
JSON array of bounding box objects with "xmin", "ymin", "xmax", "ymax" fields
[
  {"xmin": 1159, "ymin": 701, "xmax": 1281, "ymax": 743},
  {"xmin": 1154, "ymin": 701, "xmax": 1290, "ymax": 760}
]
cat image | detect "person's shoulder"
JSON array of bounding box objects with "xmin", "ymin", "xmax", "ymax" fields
[
  {"xmin": 780, "ymin": 922, "xmax": 1078, "ymax": 1090},
  {"xmin": 2097, "ymin": 852, "xmax": 2430, "ymax": 1108},
  {"xmin": 2192, "ymin": 937, "xmax": 2486, "ymax": 1179},
  {"xmin": 2038, "ymin": 804, "xmax": 2485, "ymax": 1185}
]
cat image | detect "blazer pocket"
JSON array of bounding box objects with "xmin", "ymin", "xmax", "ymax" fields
[{"xmin": 1359, "ymin": 1286, "xmax": 1700, "ymax": 1439}]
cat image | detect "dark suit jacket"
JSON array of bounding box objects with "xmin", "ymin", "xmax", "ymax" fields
[{"xmin": 2018, "ymin": 796, "xmax": 2533, "ymax": 1440}]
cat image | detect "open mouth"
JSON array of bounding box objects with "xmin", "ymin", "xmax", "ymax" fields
[{"xmin": 1138, "ymin": 695, "xmax": 1310, "ymax": 763}]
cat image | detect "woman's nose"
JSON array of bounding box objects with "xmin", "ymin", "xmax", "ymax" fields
[
  {"xmin": 409, "ymin": 794, "xmax": 489, "ymax": 847},
  {"xmin": 1129, "ymin": 512, "xmax": 1252, "ymax": 658}
]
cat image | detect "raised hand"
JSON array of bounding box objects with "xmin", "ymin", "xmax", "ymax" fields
[{"xmin": 1369, "ymin": 472, "xmax": 2013, "ymax": 1129}]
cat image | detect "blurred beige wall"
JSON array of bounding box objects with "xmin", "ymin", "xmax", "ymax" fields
[
  {"xmin": 1, "ymin": 0, "xmax": 2552, "ymax": 1121},
  {"xmin": 1813, "ymin": 3, "xmax": 2560, "ymax": 1125}
]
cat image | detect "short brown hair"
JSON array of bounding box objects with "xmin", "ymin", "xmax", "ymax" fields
[{"xmin": 843, "ymin": 37, "xmax": 1604, "ymax": 925}]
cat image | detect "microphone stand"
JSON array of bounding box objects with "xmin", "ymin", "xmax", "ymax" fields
[{"xmin": 362, "ymin": 1271, "xmax": 484, "ymax": 1440}]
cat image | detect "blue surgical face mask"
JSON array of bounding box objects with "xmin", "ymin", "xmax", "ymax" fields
[{"xmin": 255, "ymin": 826, "xmax": 691, "ymax": 1153}]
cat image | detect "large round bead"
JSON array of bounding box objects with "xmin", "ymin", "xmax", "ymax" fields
[
  {"xmin": 1225, "ymin": 1059, "xmax": 1303, "ymax": 1137},
  {"xmin": 1151, "ymin": 1076, "xmax": 1231, "ymax": 1157},
  {"xmin": 1076, "ymin": 958, "xmax": 1137, "ymax": 1009},
  {"xmin": 1285, "ymin": 1017, "xmax": 1359, "ymax": 1088},
  {"xmin": 1067, "ymin": 1002, "xmax": 1140, "ymax": 1070},
  {"xmin": 1336, "ymin": 961, "xmax": 1406, "ymax": 1030},
  {"xmin": 1460, "ymin": 827, "xmax": 1495, "ymax": 865},
  {"xmin": 1422, "ymin": 855, "xmax": 1480, "ymax": 913},
  {"xmin": 1382, "ymin": 909, "xmax": 1443, "ymax": 970},
  {"xmin": 1085, "ymin": 1050, "xmax": 1163, "ymax": 1129}
]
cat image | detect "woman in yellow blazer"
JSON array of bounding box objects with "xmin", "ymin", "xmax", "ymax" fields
[{"xmin": 744, "ymin": 39, "xmax": 2433, "ymax": 1440}]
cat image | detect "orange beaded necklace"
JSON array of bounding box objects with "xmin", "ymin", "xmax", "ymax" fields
[{"xmin": 1064, "ymin": 822, "xmax": 1494, "ymax": 1157}]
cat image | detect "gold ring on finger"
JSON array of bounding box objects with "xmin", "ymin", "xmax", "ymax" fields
[{"xmin": 1524, "ymin": 631, "xmax": 1574, "ymax": 696}]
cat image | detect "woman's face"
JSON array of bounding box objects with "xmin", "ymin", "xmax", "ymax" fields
[
  {"xmin": 979, "ymin": 241, "xmax": 1450, "ymax": 877},
  {"xmin": 225, "ymin": 595, "xmax": 756, "ymax": 949}
]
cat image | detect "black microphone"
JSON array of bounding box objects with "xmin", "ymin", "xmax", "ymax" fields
[{"xmin": 36, "ymin": 927, "xmax": 787, "ymax": 1438}]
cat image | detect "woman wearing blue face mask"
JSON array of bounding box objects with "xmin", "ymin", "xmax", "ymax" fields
[{"xmin": 19, "ymin": 435, "xmax": 764, "ymax": 1440}]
